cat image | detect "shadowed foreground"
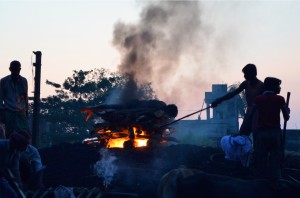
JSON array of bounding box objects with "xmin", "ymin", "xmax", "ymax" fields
[{"xmin": 32, "ymin": 143, "xmax": 300, "ymax": 198}]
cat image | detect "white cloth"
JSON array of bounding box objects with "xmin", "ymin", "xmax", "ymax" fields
[{"xmin": 220, "ymin": 135, "xmax": 252, "ymax": 167}]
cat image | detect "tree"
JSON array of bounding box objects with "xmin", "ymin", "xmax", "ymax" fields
[{"xmin": 37, "ymin": 68, "xmax": 156, "ymax": 146}]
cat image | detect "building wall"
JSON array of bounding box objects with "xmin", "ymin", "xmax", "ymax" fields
[
  {"xmin": 172, "ymin": 84, "xmax": 240, "ymax": 147},
  {"xmin": 172, "ymin": 119, "xmax": 236, "ymax": 147}
]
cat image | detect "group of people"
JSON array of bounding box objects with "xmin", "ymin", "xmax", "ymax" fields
[
  {"xmin": 211, "ymin": 63, "xmax": 290, "ymax": 180},
  {"xmin": 0, "ymin": 60, "xmax": 45, "ymax": 197},
  {"xmin": 0, "ymin": 60, "xmax": 289, "ymax": 196}
]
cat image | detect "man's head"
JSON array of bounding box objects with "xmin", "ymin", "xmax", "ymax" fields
[
  {"xmin": 9, "ymin": 132, "xmax": 30, "ymax": 151},
  {"xmin": 9, "ymin": 60, "xmax": 21, "ymax": 79},
  {"xmin": 242, "ymin": 64, "xmax": 257, "ymax": 81},
  {"xmin": 264, "ymin": 77, "xmax": 281, "ymax": 94}
]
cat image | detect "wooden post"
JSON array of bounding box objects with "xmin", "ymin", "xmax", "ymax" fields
[{"xmin": 32, "ymin": 51, "xmax": 42, "ymax": 147}]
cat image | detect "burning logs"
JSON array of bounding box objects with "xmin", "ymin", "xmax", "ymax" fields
[{"xmin": 81, "ymin": 99, "xmax": 179, "ymax": 148}]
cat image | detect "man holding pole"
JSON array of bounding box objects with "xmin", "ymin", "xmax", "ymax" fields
[{"xmin": 211, "ymin": 63, "xmax": 264, "ymax": 136}]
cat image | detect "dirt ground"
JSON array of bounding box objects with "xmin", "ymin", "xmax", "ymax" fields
[{"xmin": 39, "ymin": 143, "xmax": 300, "ymax": 198}]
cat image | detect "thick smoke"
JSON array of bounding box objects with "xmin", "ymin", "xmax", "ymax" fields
[
  {"xmin": 112, "ymin": 1, "xmax": 228, "ymax": 116},
  {"xmin": 94, "ymin": 148, "xmax": 118, "ymax": 186}
]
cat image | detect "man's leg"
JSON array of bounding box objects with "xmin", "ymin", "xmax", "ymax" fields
[
  {"xmin": 269, "ymin": 129, "xmax": 282, "ymax": 179},
  {"xmin": 15, "ymin": 112, "xmax": 30, "ymax": 135},
  {"xmin": 253, "ymin": 130, "xmax": 269, "ymax": 178},
  {"xmin": 3, "ymin": 110, "xmax": 16, "ymax": 138},
  {"xmin": 4, "ymin": 110, "xmax": 30, "ymax": 138}
]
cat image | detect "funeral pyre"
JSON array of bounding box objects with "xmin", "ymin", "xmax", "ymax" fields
[{"xmin": 80, "ymin": 99, "xmax": 179, "ymax": 148}]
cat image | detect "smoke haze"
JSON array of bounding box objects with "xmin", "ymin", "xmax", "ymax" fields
[
  {"xmin": 94, "ymin": 148, "xmax": 118, "ymax": 186},
  {"xmin": 112, "ymin": 1, "xmax": 234, "ymax": 117}
]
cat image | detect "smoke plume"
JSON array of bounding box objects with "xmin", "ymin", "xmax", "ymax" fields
[
  {"xmin": 94, "ymin": 148, "xmax": 118, "ymax": 186},
  {"xmin": 112, "ymin": 1, "xmax": 232, "ymax": 116}
]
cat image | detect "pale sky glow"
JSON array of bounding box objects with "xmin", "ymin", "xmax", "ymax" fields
[{"xmin": 1, "ymin": 0, "xmax": 300, "ymax": 129}]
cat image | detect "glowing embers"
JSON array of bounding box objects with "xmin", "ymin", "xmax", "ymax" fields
[
  {"xmin": 83, "ymin": 127, "xmax": 151, "ymax": 148},
  {"xmin": 83, "ymin": 126, "xmax": 176, "ymax": 149},
  {"xmin": 106, "ymin": 127, "xmax": 149, "ymax": 148},
  {"xmin": 107, "ymin": 137, "xmax": 148, "ymax": 148}
]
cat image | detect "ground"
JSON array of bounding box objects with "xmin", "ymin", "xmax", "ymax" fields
[{"xmin": 36, "ymin": 143, "xmax": 300, "ymax": 198}]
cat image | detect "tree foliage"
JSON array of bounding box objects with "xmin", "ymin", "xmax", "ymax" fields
[{"xmin": 37, "ymin": 68, "xmax": 156, "ymax": 146}]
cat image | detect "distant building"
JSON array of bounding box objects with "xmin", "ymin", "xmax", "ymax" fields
[
  {"xmin": 172, "ymin": 84, "xmax": 300, "ymax": 151},
  {"xmin": 173, "ymin": 84, "xmax": 242, "ymax": 147}
]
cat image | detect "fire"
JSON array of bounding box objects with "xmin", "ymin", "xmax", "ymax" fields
[
  {"xmin": 81, "ymin": 100, "xmax": 179, "ymax": 149},
  {"xmin": 135, "ymin": 139, "xmax": 148, "ymax": 147},
  {"xmin": 83, "ymin": 127, "xmax": 176, "ymax": 149},
  {"xmin": 107, "ymin": 138, "xmax": 148, "ymax": 148},
  {"xmin": 82, "ymin": 127, "xmax": 151, "ymax": 148},
  {"xmin": 83, "ymin": 127, "xmax": 176, "ymax": 148},
  {"xmin": 107, "ymin": 127, "xmax": 149, "ymax": 148}
]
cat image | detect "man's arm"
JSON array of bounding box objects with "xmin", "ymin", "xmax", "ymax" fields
[
  {"xmin": 22, "ymin": 145, "xmax": 44, "ymax": 172},
  {"xmin": 281, "ymin": 104, "xmax": 290, "ymax": 121},
  {"xmin": 211, "ymin": 81, "xmax": 246, "ymax": 107}
]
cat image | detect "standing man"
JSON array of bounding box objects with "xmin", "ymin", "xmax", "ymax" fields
[
  {"xmin": 0, "ymin": 60, "xmax": 45, "ymax": 190},
  {"xmin": 251, "ymin": 77, "xmax": 289, "ymax": 179},
  {"xmin": 0, "ymin": 60, "xmax": 30, "ymax": 138},
  {"xmin": 211, "ymin": 63, "xmax": 264, "ymax": 135}
]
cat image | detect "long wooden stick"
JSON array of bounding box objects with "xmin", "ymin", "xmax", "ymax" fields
[
  {"xmin": 282, "ymin": 92, "xmax": 291, "ymax": 165},
  {"xmin": 160, "ymin": 106, "xmax": 211, "ymax": 128}
]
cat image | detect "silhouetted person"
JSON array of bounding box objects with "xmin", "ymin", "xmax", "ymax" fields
[
  {"xmin": 211, "ymin": 64, "xmax": 264, "ymax": 135},
  {"xmin": 18, "ymin": 131, "xmax": 45, "ymax": 190},
  {"xmin": 0, "ymin": 60, "xmax": 30, "ymax": 138},
  {"xmin": 0, "ymin": 132, "xmax": 29, "ymax": 197},
  {"xmin": 250, "ymin": 77, "xmax": 289, "ymax": 179}
]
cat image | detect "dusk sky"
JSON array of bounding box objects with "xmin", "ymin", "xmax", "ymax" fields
[{"xmin": 1, "ymin": 0, "xmax": 300, "ymax": 129}]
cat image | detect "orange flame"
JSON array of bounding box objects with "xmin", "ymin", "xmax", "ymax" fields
[
  {"xmin": 107, "ymin": 138, "xmax": 148, "ymax": 148},
  {"xmin": 106, "ymin": 127, "xmax": 149, "ymax": 148}
]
